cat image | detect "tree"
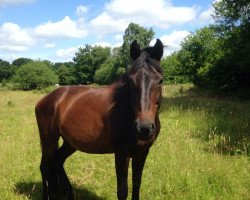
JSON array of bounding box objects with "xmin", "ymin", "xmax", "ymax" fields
[
  {"xmin": 121, "ymin": 23, "xmax": 155, "ymax": 68},
  {"xmin": 94, "ymin": 57, "xmax": 125, "ymax": 85},
  {"xmin": 212, "ymin": 0, "xmax": 250, "ymax": 90},
  {"xmin": 213, "ymin": 0, "xmax": 250, "ymax": 27},
  {"xmin": 94, "ymin": 46, "xmax": 125, "ymax": 85},
  {"xmin": 73, "ymin": 45, "xmax": 111, "ymax": 84},
  {"xmin": 177, "ymin": 26, "xmax": 224, "ymax": 88},
  {"xmin": 13, "ymin": 61, "xmax": 58, "ymax": 90},
  {"xmin": 175, "ymin": 0, "xmax": 250, "ymax": 91},
  {"xmin": 12, "ymin": 57, "xmax": 33, "ymax": 67},
  {"xmin": 0, "ymin": 59, "xmax": 16, "ymax": 82},
  {"xmin": 161, "ymin": 53, "xmax": 190, "ymax": 84},
  {"xmin": 58, "ymin": 64, "xmax": 76, "ymax": 85}
]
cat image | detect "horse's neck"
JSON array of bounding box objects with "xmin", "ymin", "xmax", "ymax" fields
[
  {"xmin": 109, "ymin": 79, "xmax": 135, "ymax": 138},
  {"xmin": 111, "ymin": 78, "xmax": 134, "ymax": 120}
]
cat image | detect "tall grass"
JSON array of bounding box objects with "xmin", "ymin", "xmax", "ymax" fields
[{"xmin": 0, "ymin": 85, "xmax": 249, "ymax": 199}]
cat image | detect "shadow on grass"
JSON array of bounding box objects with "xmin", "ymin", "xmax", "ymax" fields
[
  {"xmin": 14, "ymin": 181, "xmax": 107, "ymax": 200},
  {"xmin": 161, "ymin": 87, "xmax": 250, "ymax": 155}
]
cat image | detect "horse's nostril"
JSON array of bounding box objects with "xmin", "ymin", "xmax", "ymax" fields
[
  {"xmin": 150, "ymin": 123, "xmax": 155, "ymax": 131},
  {"xmin": 135, "ymin": 122, "xmax": 140, "ymax": 131}
]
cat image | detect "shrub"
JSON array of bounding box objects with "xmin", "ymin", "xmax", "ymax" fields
[
  {"xmin": 94, "ymin": 57, "xmax": 125, "ymax": 85},
  {"xmin": 13, "ymin": 61, "xmax": 58, "ymax": 90}
]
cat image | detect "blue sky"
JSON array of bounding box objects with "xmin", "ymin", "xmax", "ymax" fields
[{"xmin": 0, "ymin": 0, "xmax": 215, "ymax": 63}]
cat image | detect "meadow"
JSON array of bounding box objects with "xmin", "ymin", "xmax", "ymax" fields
[{"xmin": 0, "ymin": 85, "xmax": 249, "ymax": 200}]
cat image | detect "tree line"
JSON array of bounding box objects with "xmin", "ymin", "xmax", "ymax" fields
[
  {"xmin": 0, "ymin": 23, "xmax": 155, "ymax": 90},
  {"xmin": 1, "ymin": 0, "xmax": 249, "ymax": 93},
  {"xmin": 163, "ymin": 0, "xmax": 250, "ymax": 92}
]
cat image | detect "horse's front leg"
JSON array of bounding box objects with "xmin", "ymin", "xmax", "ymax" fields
[
  {"xmin": 115, "ymin": 152, "xmax": 130, "ymax": 200},
  {"xmin": 131, "ymin": 149, "xmax": 149, "ymax": 200}
]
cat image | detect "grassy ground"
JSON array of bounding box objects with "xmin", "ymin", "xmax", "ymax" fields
[{"xmin": 0, "ymin": 85, "xmax": 249, "ymax": 199}]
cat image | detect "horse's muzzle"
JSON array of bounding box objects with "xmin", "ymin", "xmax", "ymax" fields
[{"xmin": 134, "ymin": 120, "xmax": 155, "ymax": 141}]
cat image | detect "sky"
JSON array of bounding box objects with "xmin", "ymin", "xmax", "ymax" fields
[{"xmin": 0, "ymin": 0, "xmax": 215, "ymax": 63}]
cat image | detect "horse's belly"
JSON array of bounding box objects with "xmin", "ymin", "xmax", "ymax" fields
[
  {"xmin": 68, "ymin": 136, "xmax": 115, "ymax": 154},
  {"xmin": 59, "ymin": 115, "xmax": 114, "ymax": 154}
]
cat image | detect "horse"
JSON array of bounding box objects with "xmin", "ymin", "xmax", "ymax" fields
[{"xmin": 35, "ymin": 39, "xmax": 164, "ymax": 200}]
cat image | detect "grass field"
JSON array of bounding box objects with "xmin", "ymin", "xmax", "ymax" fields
[{"xmin": 0, "ymin": 85, "xmax": 249, "ymax": 200}]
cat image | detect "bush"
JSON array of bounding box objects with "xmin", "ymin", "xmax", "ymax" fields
[
  {"xmin": 161, "ymin": 53, "xmax": 190, "ymax": 84},
  {"xmin": 57, "ymin": 64, "xmax": 76, "ymax": 85},
  {"xmin": 94, "ymin": 57, "xmax": 125, "ymax": 85},
  {"xmin": 13, "ymin": 61, "xmax": 58, "ymax": 90},
  {"xmin": 1, "ymin": 78, "xmax": 7, "ymax": 87}
]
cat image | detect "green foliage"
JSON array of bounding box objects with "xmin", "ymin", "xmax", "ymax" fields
[
  {"xmin": 1, "ymin": 78, "xmax": 7, "ymax": 87},
  {"xmin": 94, "ymin": 59, "xmax": 116, "ymax": 85},
  {"xmin": 173, "ymin": 0, "xmax": 250, "ymax": 93},
  {"xmin": 213, "ymin": 0, "xmax": 250, "ymax": 27},
  {"xmin": 13, "ymin": 61, "xmax": 58, "ymax": 90},
  {"xmin": 52, "ymin": 61, "xmax": 73, "ymax": 71},
  {"xmin": 211, "ymin": 0, "xmax": 250, "ymax": 91},
  {"xmin": 161, "ymin": 53, "xmax": 190, "ymax": 84},
  {"xmin": 57, "ymin": 62, "xmax": 76, "ymax": 85},
  {"xmin": 0, "ymin": 59, "xmax": 10, "ymax": 68},
  {"xmin": 11, "ymin": 57, "xmax": 33, "ymax": 67},
  {"xmin": 94, "ymin": 57, "xmax": 125, "ymax": 85},
  {"xmin": 207, "ymin": 25, "xmax": 250, "ymax": 91},
  {"xmin": 177, "ymin": 26, "xmax": 224, "ymax": 88},
  {"xmin": 74, "ymin": 45, "xmax": 111, "ymax": 84},
  {"xmin": 121, "ymin": 22, "xmax": 155, "ymax": 67},
  {"xmin": 94, "ymin": 47, "xmax": 126, "ymax": 85},
  {"xmin": 0, "ymin": 59, "xmax": 16, "ymax": 82}
]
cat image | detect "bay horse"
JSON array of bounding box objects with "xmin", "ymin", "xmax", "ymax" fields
[{"xmin": 35, "ymin": 39, "xmax": 164, "ymax": 200}]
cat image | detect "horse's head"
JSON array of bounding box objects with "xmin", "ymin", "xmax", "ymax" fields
[{"xmin": 128, "ymin": 39, "xmax": 163, "ymax": 141}]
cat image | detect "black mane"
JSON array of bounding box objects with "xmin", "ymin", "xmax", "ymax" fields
[{"xmin": 130, "ymin": 48, "xmax": 163, "ymax": 74}]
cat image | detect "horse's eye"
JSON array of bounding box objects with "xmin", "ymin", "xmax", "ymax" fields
[
  {"xmin": 158, "ymin": 79, "xmax": 163, "ymax": 86},
  {"xmin": 155, "ymin": 101, "xmax": 161, "ymax": 108}
]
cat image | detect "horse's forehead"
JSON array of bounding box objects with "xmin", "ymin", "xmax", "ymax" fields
[{"xmin": 134, "ymin": 68, "xmax": 158, "ymax": 84}]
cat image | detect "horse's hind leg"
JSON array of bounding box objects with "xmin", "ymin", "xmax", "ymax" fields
[
  {"xmin": 40, "ymin": 134, "xmax": 60, "ymax": 200},
  {"xmin": 37, "ymin": 117, "xmax": 60, "ymax": 199},
  {"xmin": 54, "ymin": 141, "xmax": 76, "ymax": 200}
]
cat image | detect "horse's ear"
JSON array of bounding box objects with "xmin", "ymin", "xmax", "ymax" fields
[
  {"xmin": 130, "ymin": 40, "xmax": 141, "ymax": 61},
  {"xmin": 151, "ymin": 39, "xmax": 163, "ymax": 61}
]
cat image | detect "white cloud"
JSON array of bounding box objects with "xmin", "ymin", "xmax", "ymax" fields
[
  {"xmin": 114, "ymin": 34, "xmax": 123, "ymax": 42},
  {"xmin": 93, "ymin": 42, "xmax": 112, "ymax": 48},
  {"xmin": 0, "ymin": 22, "xmax": 35, "ymax": 52},
  {"xmin": 0, "ymin": 1, "xmax": 214, "ymax": 62},
  {"xmin": 107, "ymin": 0, "xmax": 197, "ymax": 25},
  {"xmin": 93, "ymin": 41, "xmax": 123, "ymax": 48},
  {"xmin": 161, "ymin": 30, "xmax": 190, "ymax": 48},
  {"xmin": 34, "ymin": 16, "xmax": 88, "ymax": 39},
  {"xmin": 151, "ymin": 30, "xmax": 190, "ymax": 56},
  {"xmin": 198, "ymin": 6, "xmax": 215, "ymax": 24},
  {"xmin": 76, "ymin": 5, "xmax": 88, "ymax": 16},
  {"xmin": 89, "ymin": 0, "xmax": 198, "ymax": 35},
  {"xmin": 44, "ymin": 43, "xmax": 55, "ymax": 48},
  {"xmin": 90, "ymin": 12, "xmax": 127, "ymax": 35},
  {"xmin": 56, "ymin": 47, "xmax": 79, "ymax": 61},
  {"xmin": 0, "ymin": 0, "xmax": 34, "ymax": 6}
]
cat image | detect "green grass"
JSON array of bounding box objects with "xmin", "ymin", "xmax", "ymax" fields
[{"xmin": 0, "ymin": 85, "xmax": 249, "ymax": 199}]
